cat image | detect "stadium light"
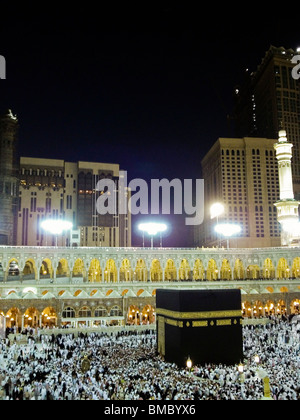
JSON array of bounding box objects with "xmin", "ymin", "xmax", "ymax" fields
[
  {"xmin": 41, "ymin": 219, "xmax": 73, "ymax": 246},
  {"xmin": 210, "ymin": 203, "xmax": 225, "ymax": 247},
  {"xmin": 210, "ymin": 203, "xmax": 225, "ymax": 220},
  {"xmin": 138, "ymin": 222, "xmax": 167, "ymax": 248},
  {"xmin": 215, "ymin": 223, "xmax": 241, "ymax": 249}
]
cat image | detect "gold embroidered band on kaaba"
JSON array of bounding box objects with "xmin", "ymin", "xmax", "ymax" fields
[{"xmin": 156, "ymin": 308, "xmax": 242, "ymax": 320}]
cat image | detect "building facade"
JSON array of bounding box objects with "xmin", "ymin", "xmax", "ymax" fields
[
  {"xmin": 233, "ymin": 46, "xmax": 300, "ymax": 196},
  {"xmin": 0, "ymin": 110, "xmax": 19, "ymax": 246},
  {"xmin": 0, "ymin": 110, "xmax": 131, "ymax": 248},
  {"xmin": 0, "ymin": 245, "xmax": 299, "ymax": 329},
  {"xmin": 17, "ymin": 157, "xmax": 131, "ymax": 248},
  {"xmin": 196, "ymin": 137, "xmax": 281, "ymax": 248}
]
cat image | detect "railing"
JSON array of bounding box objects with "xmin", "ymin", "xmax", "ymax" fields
[
  {"xmin": 1, "ymin": 275, "xmax": 300, "ymax": 285},
  {"xmin": 0, "ymin": 245, "xmax": 300, "ymax": 252}
]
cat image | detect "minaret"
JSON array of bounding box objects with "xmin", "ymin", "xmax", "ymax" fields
[
  {"xmin": 0, "ymin": 109, "xmax": 19, "ymax": 245},
  {"xmin": 274, "ymin": 130, "xmax": 300, "ymax": 246}
]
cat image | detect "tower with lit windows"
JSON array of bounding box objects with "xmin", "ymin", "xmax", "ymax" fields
[
  {"xmin": 0, "ymin": 109, "xmax": 19, "ymax": 245},
  {"xmin": 274, "ymin": 130, "xmax": 300, "ymax": 246}
]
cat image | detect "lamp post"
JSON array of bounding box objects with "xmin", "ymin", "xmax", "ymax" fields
[
  {"xmin": 138, "ymin": 223, "xmax": 167, "ymax": 249},
  {"xmin": 214, "ymin": 223, "xmax": 241, "ymax": 249},
  {"xmin": 210, "ymin": 203, "xmax": 225, "ymax": 247},
  {"xmin": 186, "ymin": 356, "xmax": 193, "ymax": 376},
  {"xmin": 257, "ymin": 368, "xmax": 273, "ymax": 400},
  {"xmin": 41, "ymin": 219, "xmax": 73, "ymax": 247},
  {"xmin": 238, "ymin": 363, "xmax": 245, "ymax": 382},
  {"xmin": 254, "ymin": 354, "xmax": 260, "ymax": 365}
]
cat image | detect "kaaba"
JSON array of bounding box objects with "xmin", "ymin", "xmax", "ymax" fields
[{"xmin": 156, "ymin": 289, "xmax": 243, "ymax": 367}]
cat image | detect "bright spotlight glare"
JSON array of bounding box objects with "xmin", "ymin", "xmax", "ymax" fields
[
  {"xmin": 41, "ymin": 219, "xmax": 73, "ymax": 235},
  {"xmin": 281, "ymin": 220, "xmax": 300, "ymax": 234},
  {"xmin": 215, "ymin": 223, "xmax": 241, "ymax": 237},
  {"xmin": 210, "ymin": 203, "xmax": 225, "ymax": 219},
  {"xmin": 138, "ymin": 223, "xmax": 167, "ymax": 236}
]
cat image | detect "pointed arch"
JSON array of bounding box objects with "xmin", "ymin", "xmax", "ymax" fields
[
  {"xmin": 41, "ymin": 307, "xmax": 57, "ymax": 327},
  {"xmin": 234, "ymin": 259, "xmax": 245, "ymax": 280},
  {"xmin": 246, "ymin": 265, "xmax": 260, "ymax": 280},
  {"xmin": 292, "ymin": 257, "xmax": 300, "ymax": 278},
  {"xmin": 134, "ymin": 259, "xmax": 147, "ymax": 282},
  {"xmin": 72, "ymin": 258, "xmax": 86, "ymax": 278},
  {"xmin": 291, "ymin": 299, "xmax": 300, "ymax": 314},
  {"xmin": 165, "ymin": 259, "xmax": 177, "ymax": 281},
  {"xmin": 179, "ymin": 259, "xmax": 191, "ymax": 281},
  {"xmin": 56, "ymin": 258, "xmax": 70, "ymax": 279},
  {"xmin": 263, "ymin": 258, "xmax": 275, "ymax": 279},
  {"xmin": 6, "ymin": 258, "xmax": 20, "ymax": 278},
  {"xmin": 207, "ymin": 259, "xmax": 218, "ymax": 281},
  {"xmin": 128, "ymin": 305, "xmax": 140, "ymax": 324},
  {"xmin": 120, "ymin": 259, "xmax": 133, "ymax": 282},
  {"xmin": 24, "ymin": 307, "xmax": 40, "ymax": 328},
  {"xmin": 220, "ymin": 259, "xmax": 232, "ymax": 280},
  {"xmin": 104, "ymin": 259, "xmax": 118, "ymax": 283},
  {"xmin": 23, "ymin": 259, "xmax": 37, "ymax": 280},
  {"xmin": 193, "ymin": 259, "xmax": 205, "ymax": 281},
  {"xmin": 142, "ymin": 304, "xmax": 155, "ymax": 324},
  {"xmin": 88, "ymin": 259, "xmax": 102, "ymax": 283},
  {"xmin": 40, "ymin": 259, "xmax": 53, "ymax": 278},
  {"xmin": 277, "ymin": 258, "xmax": 290, "ymax": 279},
  {"xmin": 150, "ymin": 259, "xmax": 163, "ymax": 282},
  {"xmin": 6, "ymin": 307, "xmax": 21, "ymax": 328}
]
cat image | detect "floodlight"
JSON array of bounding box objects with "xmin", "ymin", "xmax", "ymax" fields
[
  {"xmin": 138, "ymin": 222, "xmax": 168, "ymax": 248},
  {"xmin": 41, "ymin": 219, "xmax": 73, "ymax": 235},
  {"xmin": 215, "ymin": 223, "xmax": 241, "ymax": 237},
  {"xmin": 138, "ymin": 223, "xmax": 167, "ymax": 236},
  {"xmin": 210, "ymin": 203, "xmax": 225, "ymax": 220}
]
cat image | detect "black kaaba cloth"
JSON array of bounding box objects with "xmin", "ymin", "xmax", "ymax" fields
[{"xmin": 156, "ymin": 289, "xmax": 243, "ymax": 367}]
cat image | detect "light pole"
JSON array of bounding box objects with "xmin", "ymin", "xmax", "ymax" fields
[
  {"xmin": 138, "ymin": 223, "xmax": 168, "ymax": 249},
  {"xmin": 214, "ymin": 223, "xmax": 241, "ymax": 249},
  {"xmin": 41, "ymin": 219, "xmax": 73, "ymax": 247},
  {"xmin": 210, "ymin": 203, "xmax": 225, "ymax": 247},
  {"xmin": 186, "ymin": 356, "xmax": 193, "ymax": 376},
  {"xmin": 257, "ymin": 368, "xmax": 273, "ymax": 400}
]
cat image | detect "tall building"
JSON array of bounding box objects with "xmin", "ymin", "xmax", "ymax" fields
[
  {"xmin": 195, "ymin": 137, "xmax": 281, "ymax": 248},
  {"xmin": 233, "ymin": 46, "xmax": 300, "ymax": 196},
  {"xmin": 18, "ymin": 157, "xmax": 131, "ymax": 247},
  {"xmin": 0, "ymin": 110, "xmax": 19, "ymax": 245},
  {"xmin": 274, "ymin": 130, "xmax": 300, "ymax": 246}
]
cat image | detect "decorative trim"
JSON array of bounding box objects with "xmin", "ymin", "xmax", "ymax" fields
[
  {"xmin": 192, "ymin": 320, "xmax": 208, "ymax": 328},
  {"xmin": 156, "ymin": 308, "xmax": 242, "ymax": 320}
]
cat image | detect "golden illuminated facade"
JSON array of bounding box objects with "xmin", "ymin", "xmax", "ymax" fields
[
  {"xmin": 0, "ymin": 245, "xmax": 299, "ymax": 329},
  {"xmin": 18, "ymin": 157, "xmax": 131, "ymax": 248},
  {"xmin": 197, "ymin": 137, "xmax": 282, "ymax": 248}
]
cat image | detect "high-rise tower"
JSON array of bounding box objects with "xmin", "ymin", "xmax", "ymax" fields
[
  {"xmin": 195, "ymin": 136, "xmax": 281, "ymax": 249},
  {"xmin": 233, "ymin": 46, "xmax": 300, "ymax": 197},
  {"xmin": 274, "ymin": 130, "xmax": 300, "ymax": 246},
  {"xmin": 0, "ymin": 109, "xmax": 19, "ymax": 245}
]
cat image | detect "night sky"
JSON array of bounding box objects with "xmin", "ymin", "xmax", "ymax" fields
[{"xmin": 1, "ymin": 3, "xmax": 300, "ymax": 247}]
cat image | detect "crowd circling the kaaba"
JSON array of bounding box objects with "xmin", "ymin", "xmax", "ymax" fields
[{"xmin": 0, "ymin": 318, "xmax": 299, "ymax": 400}]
